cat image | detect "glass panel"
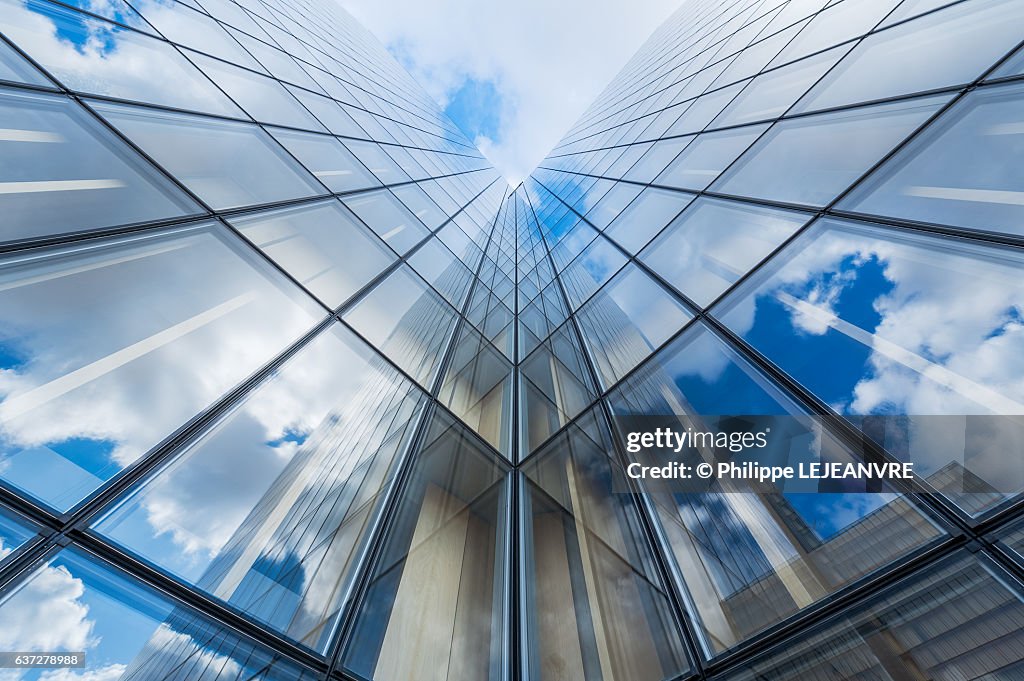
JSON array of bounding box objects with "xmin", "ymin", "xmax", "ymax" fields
[
  {"xmin": 0, "ymin": 37, "xmax": 50, "ymax": 86},
  {"xmin": 623, "ymin": 137, "xmax": 692, "ymax": 183},
  {"xmin": 132, "ymin": 0, "xmax": 263, "ymax": 70},
  {"xmin": 0, "ymin": 505, "xmax": 39, "ymax": 566},
  {"xmin": 768, "ymin": 0, "xmax": 900, "ymax": 66},
  {"xmin": 560, "ymin": 236, "xmax": 628, "ymax": 310},
  {"xmin": 996, "ymin": 516, "xmax": 1024, "ymax": 568},
  {"xmin": 343, "ymin": 139, "xmax": 411, "ymax": 184},
  {"xmin": 189, "ymin": 52, "xmax": 324, "ymax": 130},
  {"xmin": 718, "ymin": 554, "xmax": 1024, "ymax": 680},
  {"xmin": 392, "ymin": 182, "xmax": 449, "ymax": 230},
  {"xmin": 665, "ymin": 82, "xmax": 746, "ymax": 137},
  {"xmin": 0, "ymin": 547, "xmax": 318, "ymax": 679},
  {"xmin": 521, "ymin": 412, "xmax": 692, "ymax": 681},
  {"xmin": 605, "ymin": 187, "xmax": 695, "ymax": 254},
  {"xmin": 521, "ymin": 324, "xmax": 596, "ymax": 453},
  {"xmin": 438, "ymin": 325, "xmax": 513, "ymax": 456},
  {"xmin": 343, "ymin": 189, "xmax": 429, "ymax": 255},
  {"xmin": 94, "ymin": 101, "xmax": 323, "ymax": 210},
  {"xmin": 0, "ymin": 0, "xmax": 242, "ymax": 116},
  {"xmin": 343, "ymin": 412, "xmax": 509, "ymax": 681},
  {"xmin": 93, "ymin": 323, "xmax": 423, "ymax": 652},
  {"xmin": 577, "ymin": 264, "xmax": 693, "ymax": 390},
  {"xmin": 0, "ymin": 88, "xmax": 198, "ymax": 244},
  {"xmin": 343, "ymin": 265, "xmax": 457, "ymax": 387},
  {"xmin": 582, "ymin": 182, "xmax": 643, "ymax": 230},
  {"xmin": 0, "ymin": 223, "xmax": 323, "ymax": 511},
  {"xmin": 713, "ymin": 47, "xmax": 846, "ymax": 127},
  {"xmin": 608, "ymin": 322, "xmax": 943, "ymax": 655},
  {"xmin": 793, "ymin": 0, "xmax": 1024, "ymax": 113},
  {"xmin": 840, "ymin": 81, "xmax": 1024, "ymax": 236},
  {"xmin": 641, "ymin": 198, "xmax": 810, "ymax": 307},
  {"xmin": 229, "ymin": 199, "xmax": 395, "ymax": 308},
  {"xmin": 656, "ymin": 124, "xmax": 767, "ymax": 191},
  {"xmin": 715, "ymin": 217, "xmax": 1024, "ymax": 517},
  {"xmin": 715, "ymin": 94, "xmax": 946, "ymax": 206},
  {"xmin": 288, "ymin": 86, "xmax": 366, "ymax": 137},
  {"xmin": 268, "ymin": 128, "xmax": 379, "ymax": 193},
  {"xmin": 408, "ymin": 238, "xmax": 473, "ymax": 308}
]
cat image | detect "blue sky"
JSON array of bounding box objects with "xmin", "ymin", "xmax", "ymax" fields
[{"xmin": 338, "ymin": 0, "xmax": 682, "ymax": 184}]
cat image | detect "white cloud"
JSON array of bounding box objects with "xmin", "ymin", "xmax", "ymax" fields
[{"xmin": 337, "ymin": 0, "xmax": 682, "ymax": 184}]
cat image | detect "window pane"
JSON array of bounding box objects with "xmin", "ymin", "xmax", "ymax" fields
[
  {"xmin": 268, "ymin": 128, "xmax": 379, "ymax": 193},
  {"xmin": 521, "ymin": 324, "xmax": 596, "ymax": 453},
  {"xmin": 0, "ymin": 88, "xmax": 198, "ymax": 244},
  {"xmin": 132, "ymin": 0, "xmax": 264, "ymax": 71},
  {"xmin": 608, "ymin": 323, "xmax": 944, "ymax": 654},
  {"xmin": 714, "ymin": 95, "xmax": 946, "ymax": 206},
  {"xmin": 718, "ymin": 554, "xmax": 1024, "ymax": 680},
  {"xmin": 793, "ymin": 0, "xmax": 1024, "ymax": 113},
  {"xmin": 408, "ymin": 238, "xmax": 473, "ymax": 308},
  {"xmin": 606, "ymin": 187, "xmax": 695, "ymax": 254},
  {"xmin": 583, "ymin": 182, "xmax": 643, "ymax": 229},
  {"xmin": 840, "ymin": 81, "xmax": 1024, "ymax": 236},
  {"xmin": 0, "ymin": 223, "xmax": 323, "ymax": 511},
  {"xmin": 560, "ymin": 236, "xmax": 628, "ymax": 310},
  {"xmin": 343, "ymin": 189, "xmax": 429, "ymax": 255},
  {"xmin": 0, "ymin": 505, "xmax": 39, "ymax": 567},
  {"xmin": 189, "ymin": 52, "xmax": 324, "ymax": 130},
  {"xmin": 94, "ymin": 101, "xmax": 323, "ymax": 210},
  {"xmin": 391, "ymin": 182, "xmax": 449, "ymax": 230},
  {"xmin": 343, "ymin": 140, "xmax": 411, "ymax": 184},
  {"xmin": 522, "ymin": 413, "xmax": 691, "ymax": 681},
  {"xmin": 343, "ymin": 265, "xmax": 457, "ymax": 387},
  {"xmin": 1, "ymin": 0, "xmax": 242, "ymax": 116},
  {"xmin": 715, "ymin": 217, "xmax": 1024, "ymax": 517},
  {"xmin": 656, "ymin": 124, "xmax": 767, "ymax": 191},
  {"xmin": 93, "ymin": 324, "xmax": 423, "ymax": 652},
  {"xmin": 712, "ymin": 47, "xmax": 846, "ymax": 127},
  {"xmin": 577, "ymin": 264, "xmax": 693, "ymax": 390},
  {"xmin": 641, "ymin": 198, "xmax": 810, "ymax": 307},
  {"xmin": 0, "ymin": 37, "xmax": 50, "ymax": 86},
  {"xmin": 229, "ymin": 199, "xmax": 395, "ymax": 308},
  {"xmin": 343, "ymin": 413, "xmax": 510, "ymax": 681},
  {"xmin": 438, "ymin": 325, "xmax": 513, "ymax": 456},
  {"xmin": 0, "ymin": 547, "xmax": 318, "ymax": 680}
]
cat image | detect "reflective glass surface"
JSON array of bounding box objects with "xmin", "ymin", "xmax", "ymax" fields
[
  {"xmin": 343, "ymin": 189, "xmax": 429, "ymax": 255},
  {"xmin": 94, "ymin": 323, "xmax": 422, "ymax": 652},
  {"xmin": 656, "ymin": 124, "xmax": 767, "ymax": 192},
  {"xmin": 609, "ymin": 322, "xmax": 943, "ymax": 654},
  {"xmin": 94, "ymin": 101, "xmax": 323, "ymax": 210},
  {"xmin": 0, "ymin": 223, "xmax": 323, "ymax": 510},
  {"xmin": 343, "ymin": 265, "xmax": 458, "ymax": 387},
  {"xmin": 641, "ymin": 198, "xmax": 810, "ymax": 307},
  {"xmin": 0, "ymin": 547, "xmax": 319, "ymax": 679},
  {"xmin": 522, "ymin": 411, "xmax": 691, "ymax": 681},
  {"xmin": 605, "ymin": 187, "xmax": 694, "ymax": 254},
  {"xmin": 794, "ymin": 0, "xmax": 1024, "ymax": 113},
  {"xmin": 0, "ymin": 88, "xmax": 198, "ymax": 244},
  {"xmin": 841, "ymin": 81, "xmax": 1024, "ymax": 236},
  {"xmin": 718, "ymin": 554, "xmax": 1024, "ymax": 680},
  {"xmin": 268, "ymin": 127, "xmax": 380, "ymax": 193},
  {"xmin": 0, "ymin": 0, "xmax": 241, "ymax": 116},
  {"xmin": 716, "ymin": 218, "xmax": 1024, "ymax": 517},
  {"xmin": 0, "ymin": 505, "xmax": 38, "ymax": 566},
  {"xmin": 714, "ymin": 95, "xmax": 946, "ymax": 206},
  {"xmin": 230, "ymin": 199, "xmax": 395, "ymax": 308},
  {"xmin": 343, "ymin": 413, "xmax": 509, "ymax": 681}
]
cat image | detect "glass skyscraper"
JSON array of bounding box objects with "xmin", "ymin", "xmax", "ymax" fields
[{"xmin": 0, "ymin": 0, "xmax": 1022, "ymax": 679}]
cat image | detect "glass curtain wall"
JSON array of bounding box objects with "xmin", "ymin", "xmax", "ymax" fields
[{"xmin": 1, "ymin": 0, "xmax": 1024, "ymax": 680}]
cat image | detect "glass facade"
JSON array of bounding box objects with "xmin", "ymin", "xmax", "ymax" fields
[{"xmin": 1, "ymin": 0, "xmax": 1022, "ymax": 679}]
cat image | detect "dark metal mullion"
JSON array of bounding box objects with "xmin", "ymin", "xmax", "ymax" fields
[
  {"xmin": 322, "ymin": 188, "xmax": 512, "ymax": 679},
  {"xmin": 530, "ymin": 177, "xmax": 971, "ymax": 530},
  {"xmin": 521, "ymin": 187, "xmax": 709, "ymax": 679}
]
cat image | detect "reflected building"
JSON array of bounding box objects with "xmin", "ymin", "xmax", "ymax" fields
[{"xmin": 1, "ymin": 0, "xmax": 1024, "ymax": 680}]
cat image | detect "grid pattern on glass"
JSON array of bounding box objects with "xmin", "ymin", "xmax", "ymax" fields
[{"xmin": 0, "ymin": 0, "xmax": 1023, "ymax": 678}]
